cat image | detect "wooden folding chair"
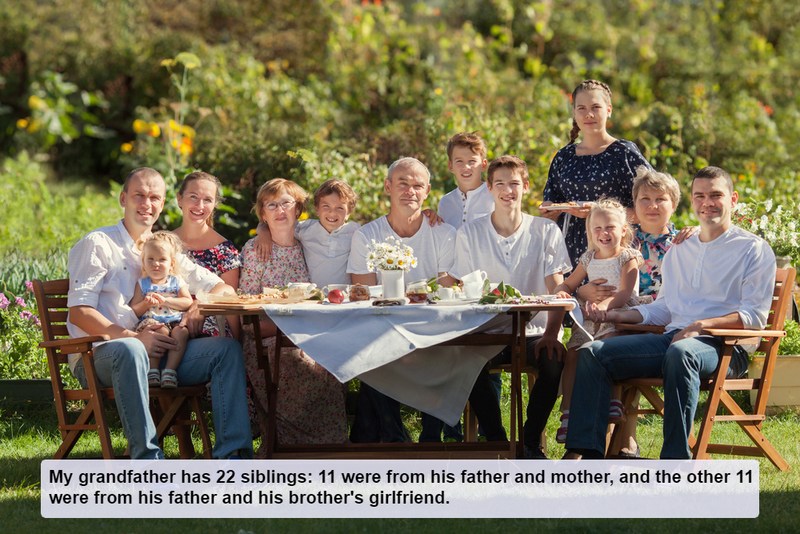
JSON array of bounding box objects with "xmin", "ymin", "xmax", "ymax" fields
[
  {"xmin": 608, "ymin": 267, "xmax": 796, "ymax": 471},
  {"xmin": 33, "ymin": 279, "xmax": 213, "ymax": 459}
]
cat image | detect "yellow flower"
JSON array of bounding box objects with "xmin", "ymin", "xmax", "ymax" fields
[
  {"xmin": 299, "ymin": 212, "xmax": 309, "ymax": 221},
  {"xmin": 27, "ymin": 119, "xmax": 41, "ymax": 133},
  {"xmin": 434, "ymin": 88, "xmax": 443, "ymax": 95},
  {"xmin": 28, "ymin": 95, "xmax": 47, "ymax": 110},
  {"xmin": 16, "ymin": 118, "xmax": 29, "ymax": 129},
  {"xmin": 121, "ymin": 142, "xmax": 133, "ymax": 153},
  {"xmin": 181, "ymin": 125, "xmax": 196, "ymax": 139},
  {"xmin": 178, "ymin": 142, "xmax": 192, "ymax": 155},
  {"xmin": 147, "ymin": 123, "xmax": 160, "ymax": 137},
  {"xmin": 133, "ymin": 119, "xmax": 148, "ymax": 133},
  {"xmin": 249, "ymin": 228, "xmax": 257, "ymax": 236},
  {"xmin": 169, "ymin": 120, "xmax": 181, "ymax": 132}
]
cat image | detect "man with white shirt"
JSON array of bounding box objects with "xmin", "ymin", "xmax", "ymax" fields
[
  {"xmin": 449, "ymin": 155, "xmax": 572, "ymax": 457},
  {"xmin": 347, "ymin": 157, "xmax": 458, "ymax": 442},
  {"xmin": 67, "ymin": 167, "xmax": 253, "ymax": 459},
  {"xmin": 565, "ymin": 166, "xmax": 776, "ymax": 459}
]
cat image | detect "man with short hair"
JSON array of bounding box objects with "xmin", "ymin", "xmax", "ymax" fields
[
  {"xmin": 347, "ymin": 157, "xmax": 458, "ymax": 443},
  {"xmin": 67, "ymin": 167, "xmax": 253, "ymax": 459},
  {"xmin": 565, "ymin": 166, "xmax": 776, "ymax": 459}
]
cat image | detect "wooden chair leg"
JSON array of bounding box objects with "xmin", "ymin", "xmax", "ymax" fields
[
  {"xmin": 692, "ymin": 350, "xmax": 733, "ymax": 460},
  {"xmin": 191, "ymin": 395, "xmax": 213, "ymax": 459},
  {"xmin": 81, "ymin": 353, "xmax": 115, "ymax": 459}
]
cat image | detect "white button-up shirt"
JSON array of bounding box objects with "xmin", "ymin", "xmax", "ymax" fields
[
  {"xmin": 347, "ymin": 214, "xmax": 456, "ymax": 283},
  {"xmin": 66, "ymin": 220, "xmax": 223, "ymax": 370},
  {"xmin": 437, "ymin": 182, "xmax": 494, "ymax": 229},
  {"xmin": 635, "ymin": 224, "xmax": 776, "ymax": 337},
  {"xmin": 296, "ymin": 219, "xmax": 359, "ymax": 287},
  {"xmin": 451, "ymin": 214, "xmax": 572, "ymax": 335}
]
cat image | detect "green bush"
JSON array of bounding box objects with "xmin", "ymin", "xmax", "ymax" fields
[{"xmin": 779, "ymin": 320, "xmax": 800, "ymax": 356}]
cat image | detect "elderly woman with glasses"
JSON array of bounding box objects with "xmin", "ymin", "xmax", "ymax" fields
[{"xmin": 240, "ymin": 179, "xmax": 347, "ymax": 455}]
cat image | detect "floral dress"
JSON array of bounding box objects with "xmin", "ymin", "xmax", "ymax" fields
[
  {"xmin": 632, "ymin": 223, "xmax": 678, "ymax": 304},
  {"xmin": 184, "ymin": 240, "xmax": 242, "ymax": 337},
  {"xmin": 542, "ymin": 139, "xmax": 651, "ymax": 268},
  {"xmin": 239, "ymin": 238, "xmax": 347, "ymax": 455},
  {"xmin": 567, "ymin": 248, "xmax": 644, "ymax": 349}
]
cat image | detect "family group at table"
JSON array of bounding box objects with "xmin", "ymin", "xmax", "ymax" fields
[{"xmin": 65, "ymin": 79, "xmax": 776, "ymax": 461}]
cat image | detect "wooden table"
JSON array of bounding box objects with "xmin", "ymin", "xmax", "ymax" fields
[{"xmin": 199, "ymin": 300, "xmax": 574, "ymax": 459}]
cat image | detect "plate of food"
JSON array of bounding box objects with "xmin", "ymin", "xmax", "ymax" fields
[
  {"xmin": 539, "ymin": 201, "xmax": 592, "ymax": 211},
  {"xmin": 197, "ymin": 287, "xmax": 322, "ymax": 309}
]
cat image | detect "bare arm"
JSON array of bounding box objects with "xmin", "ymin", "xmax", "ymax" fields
[
  {"xmin": 576, "ymin": 279, "xmax": 616, "ymax": 304},
  {"xmin": 352, "ymin": 273, "xmax": 377, "ymax": 286},
  {"xmin": 253, "ymin": 222, "xmax": 273, "ymax": 262},
  {"xmin": 553, "ymin": 264, "xmax": 587, "ymax": 297},
  {"xmin": 181, "ymin": 282, "xmax": 236, "ymax": 337},
  {"xmin": 438, "ymin": 272, "xmax": 457, "ymax": 288},
  {"xmin": 585, "ymin": 307, "xmax": 644, "ymax": 325},
  {"xmin": 535, "ymin": 272, "xmax": 567, "ymax": 361},
  {"xmin": 537, "ymin": 201, "xmax": 560, "ymax": 222},
  {"xmin": 422, "ymin": 209, "xmax": 443, "ymax": 226},
  {"xmin": 220, "ymin": 268, "xmax": 241, "ymax": 339},
  {"xmin": 671, "ymin": 225, "xmax": 698, "ymax": 245},
  {"xmin": 164, "ymin": 286, "xmax": 193, "ymax": 311},
  {"xmin": 128, "ymin": 283, "xmax": 151, "ymax": 318}
]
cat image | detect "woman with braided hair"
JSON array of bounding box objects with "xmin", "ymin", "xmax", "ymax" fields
[{"xmin": 539, "ymin": 80, "xmax": 652, "ymax": 269}]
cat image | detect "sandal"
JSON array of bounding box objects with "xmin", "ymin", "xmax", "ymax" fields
[
  {"xmin": 161, "ymin": 368, "xmax": 178, "ymax": 389},
  {"xmin": 609, "ymin": 399, "xmax": 626, "ymax": 423},
  {"xmin": 147, "ymin": 369, "xmax": 161, "ymax": 387},
  {"xmin": 556, "ymin": 411, "xmax": 569, "ymax": 444}
]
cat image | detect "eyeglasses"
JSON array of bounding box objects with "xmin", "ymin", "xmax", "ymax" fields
[{"xmin": 263, "ymin": 200, "xmax": 297, "ymax": 211}]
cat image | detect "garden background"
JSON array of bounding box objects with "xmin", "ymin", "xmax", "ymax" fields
[{"xmin": 1, "ymin": 0, "xmax": 800, "ymax": 532}]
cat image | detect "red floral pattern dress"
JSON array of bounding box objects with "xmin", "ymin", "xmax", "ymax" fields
[
  {"xmin": 239, "ymin": 238, "xmax": 347, "ymax": 455},
  {"xmin": 184, "ymin": 240, "xmax": 241, "ymax": 337}
]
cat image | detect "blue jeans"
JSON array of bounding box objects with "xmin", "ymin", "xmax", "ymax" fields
[
  {"xmin": 565, "ymin": 330, "xmax": 749, "ymax": 459},
  {"xmin": 75, "ymin": 336, "xmax": 254, "ymax": 459}
]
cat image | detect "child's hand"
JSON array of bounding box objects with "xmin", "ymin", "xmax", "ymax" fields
[
  {"xmin": 555, "ymin": 290, "xmax": 571, "ymax": 299},
  {"xmin": 672, "ymin": 225, "xmax": 698, "ymax": 245},
  {"xmin": 145, "ymin": 293, "xmax": 165, "ymax": 305},
  {"xmin": 422, "ymin": 209, "xmax": 443, "ymax": 226}
]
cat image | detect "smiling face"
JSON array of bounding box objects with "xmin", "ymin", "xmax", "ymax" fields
[
  {"xmin": 635, "ymin": 186, "xmax": 675, "ymax": 234},
  {"xmin": 487, "ymin": 166, "xmax": 528, "ymax": 213},
  {"xmin": 119, "ymin": 172, "xmax": 166, "ymax": 238},
  {"xmin": 316, "ymin": 192, "xmax": 351, "ymax": 233},
  {"xmin": 385, "ymin": 162, "xmax": 431, "ymax": 215},
  {"xmin": 691, "ymin": 176, "xmax": 737, "ymax": 234},
  {"xmin": 177, "ymin": 178, "xmax": 217, "ymax": 228},
  {"xmin": 574, "ymin": 89, "xmax": 612, "ymax": 136},
  {"xmin": 589, "ymin": 210, "xmax": 626, "ymax": 256},
  {"xmin": 141, "ymin": 242, "xmax": 174, "ymax": 284},
  {"xmin": 261, "ymin": 192, "xmax": 300, "ymax": 232},
  {"xmin": 448, "ymin": 145, "xmax": 487, "ymax": 191}
]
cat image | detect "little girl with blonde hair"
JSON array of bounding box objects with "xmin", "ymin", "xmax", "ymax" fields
[
  {"xmin": 553, "ymin": 198, "xmax": 643, "ymax": 443},
  {"xmin": 129, "ymin": 231, "xmax": 194, "ymax": 388}
]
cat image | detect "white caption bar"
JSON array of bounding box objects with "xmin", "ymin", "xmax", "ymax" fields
[{"xmin": 41, "ymin": 459, "xmax": 758, "ymax": 518}]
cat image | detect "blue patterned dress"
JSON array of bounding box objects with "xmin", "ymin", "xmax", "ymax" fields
[
  {"xmin": 184, "ymin": 240, "xmax": 242, "ymax": 337},
  {"xmin": 632, "ymin": 223, "xmax": 678, "ymax": 302},
  {"xmin": 542, "ymin": 139, "xmax": 651, "ymax": 267}
]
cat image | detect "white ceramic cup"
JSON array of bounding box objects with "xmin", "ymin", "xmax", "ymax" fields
[
  {"xmin": 287, "ymin": 282, "xmax": 316, "ymax": 292},
  {"xmin": 437, "ymin": 287, "xmax": 455, "ymax": 301},
  {"xmin": 461, "ymin": 269, "xmax": 488, "ymax": 286},
  {"xmin": 463, "ymin": 281, "xmax": 483, "ymax": 299}
]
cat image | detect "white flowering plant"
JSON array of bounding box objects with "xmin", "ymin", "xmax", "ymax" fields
[
  {"xmin": 732, "ymin": 198, "xmax": 800, "ymax": 265},
  {"xmin": 366, "ymin": 236, "xmax": 418, "ymax": 273}
]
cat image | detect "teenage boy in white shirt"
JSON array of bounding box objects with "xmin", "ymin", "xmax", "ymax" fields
[
  {"xmin": 449, "ymin": 155, "xmax": 572, "ymax": 457},
  {"xmin": 564, "ymin": 166, "xmax": 776, "ymax": 459},
  {"xmin": 67, "ymin": 167, "xmax": 254, "ymax": 460},
  {"xmin": 437, "ymin": 131, "xmax": 495, "ymax": 228},
  {"xmin": 347, "ymin": 157, "xmax": 458, "ymax": 442}
]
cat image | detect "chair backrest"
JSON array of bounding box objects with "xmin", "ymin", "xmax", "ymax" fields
[
  {"xmin": 758, "ymin": 267, "xmax": 796, "ymax": 353},
  {"xmin": 32, "ymin": 278, "xmax": 71, "ymax": 364}
]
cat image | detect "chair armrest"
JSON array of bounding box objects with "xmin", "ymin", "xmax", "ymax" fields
[
  {"xmin": 702, "ymin": 328, "xmax": 786, "ymax": 338},
  {"xmin": 40, "ymin": 335, "xmax": 111, "ymax": 350},
  {"xmin": 616, "ymin": 324, "xmax": 666, "ymax": 334}
]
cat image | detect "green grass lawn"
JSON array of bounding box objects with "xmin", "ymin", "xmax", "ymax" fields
[{"xmin": 2, "ymin": 393, "xmax": 800, "ymax": 534}]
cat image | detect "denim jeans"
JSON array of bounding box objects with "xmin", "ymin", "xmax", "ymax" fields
[
  {"xmin": 469, "ymin": 336, "xmax": 564, "ymax": 445},
  {"xmin": 565, "ymin": 330, "xmax": 749, "ymax": 459},
  {"xmin": 75, "ymin": 336, "xmax": 254, "ymax": 459}
]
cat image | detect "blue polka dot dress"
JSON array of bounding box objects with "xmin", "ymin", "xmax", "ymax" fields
[{"xmin": 542, "ymin": 139, "xmax": 651, "ymax": 267}]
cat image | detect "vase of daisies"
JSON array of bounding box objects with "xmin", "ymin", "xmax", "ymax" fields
[{"xmin": 366, "ymin": 236, "xmax": 417, "ymax": 299}]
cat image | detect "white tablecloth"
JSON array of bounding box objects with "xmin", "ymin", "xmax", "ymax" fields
[{"xmin": 262, "ymin": 299, "xmax": 580, "ymax": 425}]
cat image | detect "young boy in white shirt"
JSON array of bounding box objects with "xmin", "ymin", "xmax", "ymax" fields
[
  {"xmin": 450, "ymin": 155, "xmax": 572, "ymax": 458},
  {"xmin": 437, "ymin": 132, "xmax": 494, "ymax": 228},
  {"xmin": 255, "ymin": 179, "xmax": 359, "ymax": 286}
]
